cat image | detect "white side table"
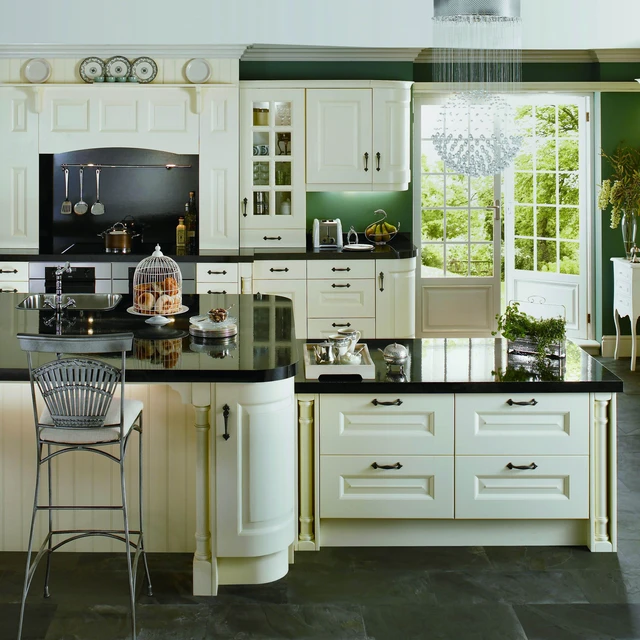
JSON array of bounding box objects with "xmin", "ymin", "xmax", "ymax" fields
[{"xmin": 611, "ymin": 257, "xmax": 640, "ymax": 370}]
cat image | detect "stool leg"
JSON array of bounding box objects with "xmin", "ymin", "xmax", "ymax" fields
[
  {"xmin": 138, "ymin": 419, "xmax": 152, "ymax": 596},
  {"xmin": 43, "ymin": 445, "xmax": 53, "ymax": 598},
  {"xmin": 120, "ymin": 447, "xmax": 137, "ymax": 640}
]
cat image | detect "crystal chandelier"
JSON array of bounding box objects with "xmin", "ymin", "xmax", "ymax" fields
[{"xmin": 432, "ymin": 0, "xmax": 523, "ymax": 177}]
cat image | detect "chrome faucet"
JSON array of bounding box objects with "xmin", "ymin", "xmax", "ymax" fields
[{"xmin": 43, "ymin": 262, "xmax": 76, "ymax": 313}]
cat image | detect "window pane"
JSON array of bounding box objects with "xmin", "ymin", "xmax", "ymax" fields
[
  {"xmin": 515, "ymin": 238, "xmax": 534, "ymax": 271},
  {"xmin": 447, "ymin": 244, "xmax": 469, "ymax": 276},
  {"xmin": 470, "ymin": 209, "xmax": 493, "ymax": 241},
  {"xmin": 421, "ymin": 140, "xmax": 444, "ymax": 173},
  {"xmin": 536, "ymin": 106, "xmax": 556, "ymax": 137},
  {"xmin": 537, "ymin": 140, "xmax": 556, "ymax": 171},
  {"xmin": 558, "ymin": 104, "xmax": 579, "ymax": 137},
  {"xmin": 470, "ymin": 175, "xmax": 494, "ymax": 207},
  {"xmin": 446, "ymin": 209, "xmax": 468, "ymax": 240},
  {"xmin": 559, "ymin": 207, "xmax": 579, "ymax": 240},
  {"xmin": 446, "ymin": 174, "xmax": 469, "ymax": 207},
  {"xmin": 421, "ymin": 245, "xmax": 444, "ymax": 276},
  {"xmin": 515, "ymin": 205, "xmax": 534, "ymax": 236},
  {"xmin": 421, "ymin": 105, "xmax": 442, "ymax": 138},
  {"xmin": 421, "ymin": 175, "xmax": 445, "ymax": 209},
  {"xmin": 422, "ymin": 209, "xmax": 444, "ymax": 241},
  {"xmin": 558, "ymin": 173, "xmax": 579, "ymax": 205},
  {"xmin": 536, "ymin": 173, "xmax": 557, "ymax": 204},
  {"xmin": 515, "ymin": 172, "xmax": 533, "ymax": 203},
  {"xmin": 536, "ymin": 206, "xmax": 557, "ymax": 238},
  {"xmin": 558, "ymin": 139, "xmax": 579, "ymax": 171},
  {"xmin": 470, "ymin": 244, "xmax": 494, "ymax": 276},
  {"xmin": 537, "ymin": 240, "xmax": 557, "ymax": 272},
  {"xmin": 515, "ymin": 105, "xmax": 533, "ymax": 136},
  {"xmin": 560, "ymin": 241, "xmax": 580, "ymax": 275},
  {"xmin": 515, "ymin": 137, "xmax": 533, "ymax": 171}
]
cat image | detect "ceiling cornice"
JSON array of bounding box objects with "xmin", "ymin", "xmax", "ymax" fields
[
  {"xmin": 241, "ymin": 45, "xmax": 423, "ymax": 62},
  {"xmin": 0, "ymin": 44, "xmax": 250, "ymax": 59},
  {"xmin": 593, "ymin": 49, "xmax": 640, "ymax": 62},
  {"xmin": 416, "ymin": 49, "xmax": 599, "ymax": 63}
]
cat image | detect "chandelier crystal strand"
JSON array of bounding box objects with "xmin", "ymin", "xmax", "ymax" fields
[{"xmin": 432, "ymin": 0, "xmax": 523, "ymax": 177}]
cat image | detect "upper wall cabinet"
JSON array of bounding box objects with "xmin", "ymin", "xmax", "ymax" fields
[
  {"xmin": 0, "ymin": 88, "xmax": 39, "ymax": 249},
  {"xmin": 38, "ymin": 87, "xmax": 200, "ymax": 154},
  {"xmin": 306, "ymin": 83, "xmax": 411, "ymax": 192}
]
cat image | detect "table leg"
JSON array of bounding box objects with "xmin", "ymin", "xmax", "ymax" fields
[{"xmin": 614, "ymin": 309, "xmax": 621, "ymax": 360}]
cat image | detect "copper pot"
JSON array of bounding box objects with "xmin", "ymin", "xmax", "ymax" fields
[{"xmin": 98, "ymin": 222, "xmax": 140, "ymax": 254}]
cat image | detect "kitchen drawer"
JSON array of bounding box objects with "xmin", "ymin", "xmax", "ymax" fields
[
  {"xmin": 455, "ymin": 393, "xmax": 589, "ymax": 456},
  {"xmin": 0, "ymin": 282, "xmax": 27, "ymax": 293},
  {"xmin": 307, "ymin": 260, "xmax": 375, "ymax": 280},
  {"xmin": 455, "ymin": 455, "xmax": 589, "ymax": 519},
  {"xmin": 253, "ymin": 260, "xmax": 307, "ymax": 280},
  {"xmin": 320, "ymin": 394, "xmax": 454, "ymax": 455},
  {"xmin": 196, "ymin": 282, "xmax": 240, "ymax": 295},
  {"xmin": 614, "ymin": 260, "xmax": 631, "ymax": 281},
  {"xmin": 196, "ymin": 263, "xmax": 238, "ymax": 284},
  {"xmin": 0, "ymin": 262, "xmax": 28, "ymax": 281},
  {"xmin": 307, "ymin": 279, "xmax": 375, "ymax": 318},
  {"xmin": 320, "ymin": 455, "xmax": 454, "ymax": 519},
  {"xmin": 307, "ymin": 317, "xmax": 376, "ymax": 340},
  {"xmin": 615, "ymin": 276, "xmax": 632, "ymax": 297},
  {"xmin": 241, "ymin": 229, "xmax": 306, "ymax": 249}
]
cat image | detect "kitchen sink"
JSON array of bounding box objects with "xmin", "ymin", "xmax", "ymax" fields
[{"xmin": 16, "ymin": 293, "xmax": 122, "ymax": 311}]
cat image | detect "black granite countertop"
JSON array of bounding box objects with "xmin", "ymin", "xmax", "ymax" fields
[{"xmin": 294, "ymin": 338, "xmax": 623, "ymax": 394}]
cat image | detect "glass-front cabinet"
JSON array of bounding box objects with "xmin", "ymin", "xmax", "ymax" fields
[{"xmin": 240, "ymin": 87, "xmax": 306, "ymax": 248}]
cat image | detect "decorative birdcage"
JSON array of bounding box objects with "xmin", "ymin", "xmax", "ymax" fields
[{"xmin": 131, "ymin": 244, "xmax": 185, "ymax": 325}]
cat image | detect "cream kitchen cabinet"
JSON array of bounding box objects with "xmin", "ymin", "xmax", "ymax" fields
[
  {"xmin": 375, "ymin": 257, "xmax": 416, "ymax": 338},
  {"xmin": 306, "ymin": 83, "xmax": 411, "ymax": 191},
  {"xmin": 240, "ymin": 87, "xmax": 306, "ymax": 248},
  {"xmin": 0, "ymin": 88, "xmax": 39, "ymax": 249},
  {"xmin": 196, "ymin": 262, "xmax": 239, "ymax": 295},
  {"xmin": 0, "ymin": 261, "xmax": 29, "ymax": 292}
]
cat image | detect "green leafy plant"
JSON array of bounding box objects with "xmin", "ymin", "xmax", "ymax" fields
[
  {"xmin": 492, "ymin": 301, "xmax": 566, "ymax": 360},
  {"xmin": 599, "ymin": 144, "xmax": 640, "ymax": 229}
]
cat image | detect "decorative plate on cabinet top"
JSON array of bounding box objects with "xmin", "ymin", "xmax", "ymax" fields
[
  {"xmin": 24, "ymin": 58, "xmax": 51, "ymax": 83},
  {"xmin": 131, "ymin": 57, "xmax": 157, "ymax": 83},
  {"xmin": 105, "ymin": 55, "xmax": 131, "ymax": 79},
  {"xmin": 184, "ymin": 58, "xmax": 211, "ymax": 84},
  {"xmin": 79, "ymin": 57, "xmax": 105, "ymax": 83}
]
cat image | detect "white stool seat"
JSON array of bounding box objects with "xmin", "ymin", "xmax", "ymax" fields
[{"xmin": 39, "ymin": 399, "xmax": 143, "ymax": 444}]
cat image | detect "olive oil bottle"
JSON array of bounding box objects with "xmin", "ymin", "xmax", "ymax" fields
[{"xmin": 185, "ymin": 191, "xmax": 197, "ymax": 254}]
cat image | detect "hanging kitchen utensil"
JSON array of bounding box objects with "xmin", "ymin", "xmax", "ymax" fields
[
  {"xmin": 61, "ymin": 167, "xmax": 72, "ymax": 215},
  {"xmin": 91, "ymin": 168, "xmax": 105, "ymax": 215},
  {"xmin": 73, "ymin": 167, "xmax": 88, "ymax": 215}
]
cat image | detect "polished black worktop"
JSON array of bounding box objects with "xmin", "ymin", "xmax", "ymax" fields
[
  {"xmin": 294, "ymin": 338, "xmax": 623, "ymax": 394},
  {"xmin": 0, "ymin": 292, "xmax": 297, "ymax": 383}
]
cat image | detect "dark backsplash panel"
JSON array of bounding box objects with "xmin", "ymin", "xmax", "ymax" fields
[{"xmin": 40, "ymin": 148, "xmax": 199, "ymax": 254}]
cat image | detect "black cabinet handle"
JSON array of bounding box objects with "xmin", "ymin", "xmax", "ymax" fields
[
  {"xmin": 506, "ymin": 462, "xmax": 538, "ymax": 470},
  {"xmin": 364, "ymin": 152, "xmax": 369, "ymax": 172},
  {"xmin": 331, "ymin": 283, "xmax": 351, "ymax": 288},
  {"xmin": 208, "ymin": 270, "xmax": 227, "ymax": 275},
  {"xmin": 264, "ymin": 236, "xmax": 282, "ymax": 241},
  {"xmin": 0, "ymin": 288, "xmax": 17, "ymax": 293},
  {"xmin": 506, "ymin": 399, "xmax": 538, "ymax": 406},
  {"xmin": 371, "ymin": 462, "xmax": 403, "ymax": 470},
  {"xmin": 375, "ymin": 152, "xmax": 381, "ymax": 171},
  {"xmin": 371, "ymin": 399, "xmax": 403, "ymax": 406},
  {"xmin": 222, "ymin": 404, "xmax": 230, "ymax": 441},
  {"xmin": 379, "ymin": 271, "xmax": 385, "ymax": 292},
  {"xmin": 0, "ymin": 269, "xmax": 17, "ymax": 274},
  {"xmin": 332, "ymin": 267, "xmax": 351, "ymax": 272},
  {"xmin": 208, "ymin": 290, "xmax": 227, "ymax": 294},
  {"xmin": 270, "ymin": 267, "xmax": 289, "ymax": 273},
  {"xmin": 242, "ymin": 197, "xmax": 248, "ymax": 217},
  {"xmin": 332, "ymin": 322, "xmax": 351, "ymax": 327}
]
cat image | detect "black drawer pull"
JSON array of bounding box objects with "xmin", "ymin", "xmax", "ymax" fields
[
  {"xmin": 0, "ymin": 288, "xmax": 17, "ymax": 293},
  {"xmin": 208, "ymin": 270, "xmax": 227, "ymax": 275},
  {"xmin": 506, "ymin": 462, "xmax": 538, "ymax": 470},
  {"xmin": 222, "ymin": 404, "xmax": 230, "ymax": 441},
  {"xmin": 331, "ymin": 283, "xmax": 351, "ymax": 288},
  {"xmin": 264, "ymin": 236, "xmax": 282, "ymax": 241},
  {"xmin": 371, "ymin": 462, "xmax": 403, "ymax": 470},
  {"xmin": 242, "ymin": 197, "xmax": 248, "ymax": 217},
  {"xmin": 332, "ymin": 322, "xmax": 351, "ymax": 327},
  {"xmin": 375, "ymin": 151, "xmax": 381, "ymax": 171},
  {"xmin": 364, "ymin": 152, "xmax": 369, "ymax": 172},
  {"xmin": 332, "ymin": 267, "xmax": 351, "ymax": 272},
  {"xmin": 208, "ymin": 290, "xmax": 227, "ymax": 294},
  {"xmin": 371, "ymin": 399, "xmax": 403, "ymax": 406},
  {"xmin": 506, "ymin": 399, "xmax": 538, "ymax": 406},
  {"xmin": 270, "ymin": 268, "xmax": 289, "ymax": 273},
  {"xmin": 0, "ymin": 269, "xmax": 17, "ymax": 274}
]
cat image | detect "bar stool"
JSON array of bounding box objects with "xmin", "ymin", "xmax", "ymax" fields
[{"xmin": 16, "ymin": 333, "xmax": 152, "ymax": 640}]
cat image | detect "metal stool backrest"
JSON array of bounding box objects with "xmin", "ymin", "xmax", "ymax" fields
[{"xmin": 17, "ymin": 333, "xmax": 134, "ymax": 434}]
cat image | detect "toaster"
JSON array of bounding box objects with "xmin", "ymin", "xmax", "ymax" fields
[{"xmin": 312, "ymin": 219, "xmax": 343, "ymax": 249}]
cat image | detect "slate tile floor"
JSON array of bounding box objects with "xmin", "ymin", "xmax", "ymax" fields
[{"xmin": 2, "ymin": 356, "xmax": 640, "ymax": 639}]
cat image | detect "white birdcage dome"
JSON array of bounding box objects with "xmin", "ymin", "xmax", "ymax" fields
[{"xmin": 132, "ymin": 244, "xmax": 182, "ymax": 316}]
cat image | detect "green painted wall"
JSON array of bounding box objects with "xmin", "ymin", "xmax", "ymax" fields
[{"xmin": 240, "ymin": 62, "xmax": 414, "ymax": 81}]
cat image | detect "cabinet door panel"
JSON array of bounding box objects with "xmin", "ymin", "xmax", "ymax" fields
[
  {"xmin": 252, "ymin": 279, "xmax": 307, "ymax": 339},
  {"xmin": 375, "ymin": 258, "xmax": 416, "ymax": 338},
  {"xmin": 307, "ymin": 279, "xmax": 375, "ymax": 318}
]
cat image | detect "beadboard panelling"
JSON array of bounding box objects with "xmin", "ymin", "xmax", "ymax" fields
[{"xmin": 0, "ymin": 383, "xmax": 197, "ymax": 553}]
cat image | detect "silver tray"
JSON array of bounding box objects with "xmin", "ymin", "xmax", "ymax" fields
[
  {"xmin": 303, "ymin": 343, "xmax": 375, "ymax": 379},
  {"xmin": 189, "ymin": 323, "xmax": 238, "ymax": 338}
]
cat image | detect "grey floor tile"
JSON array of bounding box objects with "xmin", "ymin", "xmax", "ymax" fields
[
  {"xmin": 204, "ymin": 603, "xmax": 366, "ymax": 640},
  {"xmin": 485, "ymin": 546, "xmax": 622, "ymax": 572},
  {"xmin": 513, "ymin": 603, "xmax": 640, "ymax": 640},
  {"xmin": 361, "ymin": 603, "xmax": 527, "ymax": 640},
  {"xmin": 0, "ymin": 602, "xmax": 57, "ymax": 640}
]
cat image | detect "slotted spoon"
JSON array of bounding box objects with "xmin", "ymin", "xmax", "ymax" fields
[
  {"xmin": 61, "ymin": 167, "xmax": 72, "ymax": 215},
  {"xmin": 74, "ymin": 167, "xmax": 88, "ymax": 215},
  {"xmin": 91, "ymin": 168, "xmax": 105, "ymax": 215}
]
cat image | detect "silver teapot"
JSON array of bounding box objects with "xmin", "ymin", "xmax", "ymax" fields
[
  {"xmin": 314, "ymin": 342, "xmax": 337, "ymax": 364},
  {"xmin": 378, "ymin": 342, "xmax": 409, "ymax": 365}
]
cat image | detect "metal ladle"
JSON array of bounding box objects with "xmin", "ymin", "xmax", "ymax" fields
[{"xmin": 73, "ymin": 167, "xmax": 88, "ymax": 215}]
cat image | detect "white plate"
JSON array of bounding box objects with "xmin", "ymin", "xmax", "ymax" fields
[
  {"xmin": 131, "ymin": 57, "xmax": 157, "ymax": 83},
  {"xmin": 24, "ymin": 58, "xmax": 51, "ymax": 84},
  {"xmin": 105, "ymin": 56, "xmax": 131, "ymax": 79},
  {"xmin": 79, "ymin": 57, "xmax": 105, "ymax": 83},
  {"xmin": 185, "ymin": 58, "xmax": 211, "ymax": 84},
  {"xmin": 127, "ymin": 305, "xmax": 189, "ymax": 317},
  {"xmin": 342, "ymin": 244, "xmax": 374, "ymax": 252}
]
